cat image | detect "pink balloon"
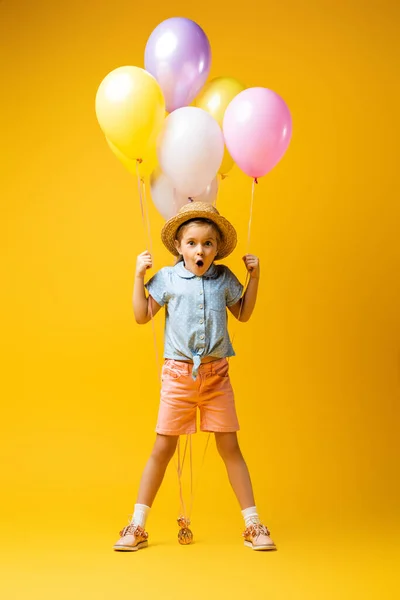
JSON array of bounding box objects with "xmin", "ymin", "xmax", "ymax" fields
[{"xmin": 223, "ymin": 87, "xmax": 292, "ymax": 179}]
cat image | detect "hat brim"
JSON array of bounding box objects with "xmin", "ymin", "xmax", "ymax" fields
[{"xmin": 161, "ymin": 207, "xmax": 237, "ymax": 260}]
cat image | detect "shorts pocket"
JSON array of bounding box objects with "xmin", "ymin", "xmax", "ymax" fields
[
  {"xmin": 212, "ymin": 359, "xmax": 229, "ymax": 378},
  {"xmin": 162, "ymin": 362, "xmax": 186, "ymax": 380}
]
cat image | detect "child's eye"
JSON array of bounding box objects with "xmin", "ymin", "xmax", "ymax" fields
[
  {"xmin": 188, "ymin": 241, "xmax": 195, "ymax": 246},
  {"xmin": 205, "ymin": 241, "xmax": 212, "ymax": 246}
]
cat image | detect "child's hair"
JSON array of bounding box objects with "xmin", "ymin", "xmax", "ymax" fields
[{"xmin": 174, "ymin": 218, "xmax": 222, "ymax": 264}]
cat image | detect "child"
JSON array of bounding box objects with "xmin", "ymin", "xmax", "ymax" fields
[{"xmin": 114, "ymin": 201, "xmax": 276, "ymax": 552}]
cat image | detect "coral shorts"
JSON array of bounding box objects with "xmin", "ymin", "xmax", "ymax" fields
[{"xmin": 156, "ymin": 358, "xmax": 240, "ymax": 436}]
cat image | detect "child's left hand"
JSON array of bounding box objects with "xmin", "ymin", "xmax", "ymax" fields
[{"xmin": 243, "ymin": 254, "xmax": 260, "ymax": 279}]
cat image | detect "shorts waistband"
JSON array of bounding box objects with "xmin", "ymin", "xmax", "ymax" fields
[{"xmin": 163, "ymin": 357, "xmax": 227, "ymax": 376}]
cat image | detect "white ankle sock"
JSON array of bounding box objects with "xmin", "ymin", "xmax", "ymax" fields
[
  {"xmin": 130, "ymin": 504, "xmax": 150, "ymax": 528},
  {"xmin": 241, "ymin": 506, "xmax": 261, "ymax": 527}
]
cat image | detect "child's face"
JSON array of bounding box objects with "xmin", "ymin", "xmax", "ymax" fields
[{"xmin": 175, "ymin": 222, "xmax": 219, "ymax": 276}]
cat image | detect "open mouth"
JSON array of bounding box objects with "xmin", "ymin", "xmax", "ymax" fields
[{"xmin": 196, "ymin": 260, "xmax": 204, "ymax": 268}]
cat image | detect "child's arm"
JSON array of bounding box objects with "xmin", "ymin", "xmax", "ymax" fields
[
  {"xmin": 228, "ymin": 255, "xmax": 260, "ymax": 322},
  {"xmin": 133, "ymin": 251, "xmax": 162, "ymax": 324}
]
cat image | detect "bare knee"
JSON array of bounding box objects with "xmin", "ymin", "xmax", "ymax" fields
[
  {"xmin": 215, "ymin": 432, "xmax": 243, "ymax": 462},
  {"xmin": 151, "ymin": 434, "xmax": 178, "ymax": 465}
]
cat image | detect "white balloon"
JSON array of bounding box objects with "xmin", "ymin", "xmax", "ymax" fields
[
  {"xmin": 157, "ymin": 107, "xmax": 224, "ymax": 197},
  {"xmin": 150, "ymin": 168, "xmax": 218, "ymax": 220}
]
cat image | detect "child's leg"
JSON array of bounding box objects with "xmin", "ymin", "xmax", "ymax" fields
[
  {"xmin": 214, "ymin": 431, "xmax": 255, "ymax": 509},
  {"xmin": 214, "ymin": 431, "xmax": 276, "ymax": 549},
  {"xmin": 114, "ymin": 434, "xmax": 179, "ymax": 551},
  {"xmin": 136, "ymin": 433, "xmax": 179, "ymax": 507}
]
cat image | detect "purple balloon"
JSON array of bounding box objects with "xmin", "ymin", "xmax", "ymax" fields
[{"xmin": 145, "ymin": 18, "xmax": 211, "ymax": 113}]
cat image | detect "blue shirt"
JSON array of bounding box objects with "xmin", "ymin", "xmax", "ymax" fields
[{"xmin": 145, "ymin": 262, "xmax": 244, "ymax": 378}]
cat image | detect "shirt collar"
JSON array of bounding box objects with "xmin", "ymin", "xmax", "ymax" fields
[{"xmin": 174, "ymin": 262, "xmax": 219, "ymax": 279}]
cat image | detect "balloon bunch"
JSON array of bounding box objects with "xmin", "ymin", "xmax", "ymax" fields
[{"xmin": 95, "ymin": 17, "xmax": 292, "ymax": 220}]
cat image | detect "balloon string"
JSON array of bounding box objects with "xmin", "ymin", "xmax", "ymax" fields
[
  {"xmin": 176, "ymin": 438, "xmax": 184, "ymax": 516},
  {"xmin": 141, "ymin": 177, "xmax": 153, "ymax": 258},
  {"xmin": 214, "ymin": 174, "xmax": 224, "ymax": 208},
  {"xmin": 188, "ymin": 432, "xmax": 211, "ymax": 519},
  {"xmin": 190, "ymin": 434, "xmax": 193, "ymax": 502},
  {"xmin": 229, "ymin": 177, "xmax": 256, "ymax": 348},
  {"xmin": 176, "ymin": 435, "xmax": 189, "ymax": 518},
  {"xmin": 135, "ymin": 160, "xmax": 146, "ymax": 226},
  {"xmin": 135, "ymin": 161, "xmax": 153, "ymax": 255},
  {"xmin": 135, "ymin": 161, "xmax": 160, "ymax": 381},
  {"xmin": 246, "ymin": 177, "xmax": 257, "ymax": 256},
  {"xmin": 175, "ymin": 432, "xmax": 211, "ymax": 521},
  {"xmin": 142, "ymin": 177, "xmax": 161, "ymax": 379}
]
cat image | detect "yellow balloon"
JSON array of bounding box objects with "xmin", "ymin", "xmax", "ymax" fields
[
  {"xmin": 106, "ymin": 137, "xmax": 157, "ymax": 179},
  {"xmin": 95, "ymin": 66, "xmax": 165, "ymax": 161},
  {"xmin": 219, "ymin": 148, "xmax": 234, "ymax": 176},
  {"xmin": 195, "ymin": 77, "xmax": 245, "ymax": 125},
  {"xmin": 195, "ymin": 76, "xmax": 245, "ymax": 176}
]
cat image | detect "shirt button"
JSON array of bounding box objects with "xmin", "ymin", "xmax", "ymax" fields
[
  {"xmin": 199, "ymin": 304, "xmax": 203, "ymax": 309},
  {"xmin": 199, "ymin": 319, "xmax": 204, "ymax": 324},
  {"xmin": 199, "ymin": 291, "xmax": 203, "ymax": 295},
  {"xmin": 200, "ymin": 334, "xmax": 205, "ymax": 340}
]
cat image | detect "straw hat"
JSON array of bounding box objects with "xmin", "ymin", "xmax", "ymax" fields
[{"xmin": 161, "ymin": 201, "xmax": 237, "ymax": 260}]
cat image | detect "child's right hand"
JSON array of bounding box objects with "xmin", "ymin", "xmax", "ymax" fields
[{"xmin": 136, "ymin": 250, "xmax": 152, "ymax": 278}]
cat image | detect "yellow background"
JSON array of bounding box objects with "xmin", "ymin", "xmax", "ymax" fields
[{"xmin": 1, "ymin": 0, "xmax": 399, "ymax": 598}]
